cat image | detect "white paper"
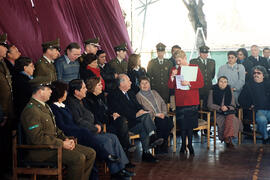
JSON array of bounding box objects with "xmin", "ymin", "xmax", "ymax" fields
[
  {"xmin": 175, "ymin": 75, "xmax": 190, "ymax": 90},
  {"xmin": 180, "ymin": 66, "xmax": 198, "ymax": 81}
]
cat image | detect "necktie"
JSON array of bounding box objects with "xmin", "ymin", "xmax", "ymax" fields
[
  {"xmin": 159, "ymin": 60, "xmax": 163, "ymax": 65},
  {"xmin": 204, "ymin": 59, "xmax": 207, "ymax": 65},
  {"xmin": 125, "ymin": 92, "xmax": 130, "ymax": 100}
]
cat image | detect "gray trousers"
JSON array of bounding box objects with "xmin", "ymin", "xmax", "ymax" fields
[
  {"xmin": 94, "ymin": 133, "xmax": 129, "ymax": 174},
  {"xmin": 129, "ymin": 113, "xmax": 156, "ymax": 151}
]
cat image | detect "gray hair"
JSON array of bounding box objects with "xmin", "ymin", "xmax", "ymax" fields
[
  {"xmin": 117, "ymin": 74, "xmax": 127, "ymax": 87},
  {"xmin": 252, "ymin": 65, "xmax": 268, "ymax": 79}
]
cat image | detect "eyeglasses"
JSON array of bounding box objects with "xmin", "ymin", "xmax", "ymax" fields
[{"xmin": 253, "ymin": 71, "xmax": 262, "ymax": 75}]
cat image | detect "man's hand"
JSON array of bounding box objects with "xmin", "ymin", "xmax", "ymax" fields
[
  {"xmin": 114, "ymin": 73, "xmax": 118, "ymax": 79},
  {"xmin": 136, "ymin": 109, "xmax": 148, "ymax": 118},
  {"xmin": 221, "ymin": 105, "xmax": 228, "ymax": 111},
  {"xmin": 112, "ymin": 113, "xmax": 120, "ymax": 120},
  {"xmin": 95, "ymin": 124, "xmax": 102, "ymax": 133},
  {"xmin": 63, "ymin": 139, "xmax": 75, "ymax": 150},
  {"xmin": 156, "ymin": 113, "xmax": 165, "ymax": 119}
]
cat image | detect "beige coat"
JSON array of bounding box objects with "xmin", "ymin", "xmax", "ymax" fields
[{"xmin": 136, "ymin": 90, "xmax": 167, "ymax": 120}]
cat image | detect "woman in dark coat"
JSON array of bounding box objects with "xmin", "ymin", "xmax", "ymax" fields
[
  {"xmin": 127, "ymin": 54, "xmax": 147, "ymax": 94},
  {"xmin": 83, "ymin": 77, "xmax": 136, "ymax": 154}
]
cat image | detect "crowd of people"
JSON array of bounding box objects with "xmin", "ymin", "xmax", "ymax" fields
[{"xmin": 0, "ymin": 31, "xmax": 270, "ymax": 179}]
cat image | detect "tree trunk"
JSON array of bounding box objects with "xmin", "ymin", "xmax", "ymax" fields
[{"xmin": 183, "ymin": 0, "xmax": 207, "ymax": 50}]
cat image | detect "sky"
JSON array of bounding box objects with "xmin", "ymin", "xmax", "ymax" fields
[{"xmin": 119, "ymin": 0, "xmax": 270, "ymax": 67}]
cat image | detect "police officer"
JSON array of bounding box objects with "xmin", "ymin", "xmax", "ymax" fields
[
  {"xmin": 190, "ymin": 45, "xmax": 216, "ymax": 109},
  {"xmin": 20, "ymin": 82, "xmax": 96, "ymax": 180},
  {"xmin": 147, "ymin": 42, "xmax": 173, "ymax": 103},
  {"xmin": 80, "ymin": 37, "xmax": 100, "ymax": 63},
  {"xmin": 109, "ymin": 42, "xmax": 128, "ymax": 74},
  {"xmin": 34, "ymin": 39, "xmax": 60, "ymax": 84}
]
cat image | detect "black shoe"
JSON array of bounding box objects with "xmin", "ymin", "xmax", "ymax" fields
[
  {"xmin": 149, "ymin": 134, "xmax": 164, "ymax": 148},
  {"xmin": 187, "ymin": 145, "xmax": 195, "ymax": 155},
  {"xmin": 125, "ymin": 162, "xmax": 136, "ymax": 169},
  {"xmin": 107, "ymin": 154, "xmax": 120, "ymax": 163},
  {"xmin": 180, "ymin": 146, "xmax": 186, "ymax": 153},
  {"xmin": 262, "ymin": 138, "xmax": 269, "ymax": 144},
  {"xmin": 142, "ymin": 152, "xmax": 159, "ymax": 163},
  {"xmin": 127, "ymin": 144, "xmax": 137, "ymax": 153},
  {"xmin": 111, "ymin": 169, "xmax": 136, "ymax": 179}
]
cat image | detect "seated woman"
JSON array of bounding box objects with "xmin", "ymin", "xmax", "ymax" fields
[
  {"xmin": 136, "ymin": 76, "xmax": 173, "ymax": 153},
  {"xmin": 80, "ymin": 53, "xmax": 105, "ymax": 90},
  {"xmin": 83, "ymin": 77, "xmax": 136, "ymax": 154},
  {"xmin": 207, "ymin": 76, "xmax": 243, "ymax": 148},
  {"xmin": 127, "ymin": 54, "xmax": 147, "ymax": 94},
  {"xmin": 49, "ymin": 80, "xmax": 135, "ymax": 179}
]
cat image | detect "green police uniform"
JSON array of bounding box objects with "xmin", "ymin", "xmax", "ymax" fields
[
  {"xmin": 21, "ymin": 98, "xmax": 96, "ymax": 180},
  {"xmin": 79, "ymin": 38, "xmax": 100, "ymax": 62},
  {"xmin": 190, "ymin": 45, "xmax": 216, "ymax": 107},
  {"xmin": 109, "ymin": 42, "xmax": 128, "ymax": 74}
]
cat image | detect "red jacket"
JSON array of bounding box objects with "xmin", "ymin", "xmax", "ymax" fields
[
  {"xmin": 87, "ymin": 66, "xmax": 105, "ymax": 90},
  {"xmin": 168, "ymin": 64, "xmax": 204, "ymax": 107}
]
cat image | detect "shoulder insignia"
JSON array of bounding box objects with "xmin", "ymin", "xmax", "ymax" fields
[{"xmin": 28, "ymin": 124, "xmax": 39, "ymax": 130}]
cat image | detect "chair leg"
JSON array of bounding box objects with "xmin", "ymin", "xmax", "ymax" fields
[
  {"xmin": 168, "ymin": 136, "xmax": 171, "ymax": 147},
  {"xmin": 173, "ymin": 115, "xmax": 177, "ymax": 152},
  {"xmin": 214, "ymin": 111, "xmax": 217, "ymax": 149},
  {"xmin": 238, "ymin": 132, "xmax": 241, "ymax": 145}
]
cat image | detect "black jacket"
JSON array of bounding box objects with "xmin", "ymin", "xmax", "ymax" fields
[
  {"xmin": 107, "ymin": 89, "xmax": 143, "ymax": 129},
  {"xmin": 237, "ymin": 58, "xmax": 254, "ymax": 82},
  {"xmin": 127, "ymin": 67, "xmax": 147, "ymax": 94},
  {"xmin": 99, "ymin": 63, "xmax": 117, "ymax": 93},
  {"xmin": 65, "ymin": 95, "xmax": 101, "ymax": 133},
  {"xmin": 248, "ymin": 56, "xmax": 270, "ymax": 73}
]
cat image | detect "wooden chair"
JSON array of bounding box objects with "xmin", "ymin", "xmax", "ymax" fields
[
  {"xmin": 239, "ymin": 108, "xmax": 257, "ymax": 144},
  {"xmin": 12, "ymin": 130, "xmax": 63, "ymax": 180}
]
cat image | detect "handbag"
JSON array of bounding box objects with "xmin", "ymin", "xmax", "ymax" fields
[{"xmin": 222, "ymin": 110, "xmax": 236, "ymax": 115}]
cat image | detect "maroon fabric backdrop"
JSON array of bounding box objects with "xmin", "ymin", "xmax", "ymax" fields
[
  {"xmin": 0, "ymin": 0, "xmax": 43, "ymax": 61},
  {"xmin": 0, "ymin": 0, "xmax": 132, "ymax": 62}
]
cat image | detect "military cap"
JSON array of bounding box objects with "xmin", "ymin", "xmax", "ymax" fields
[
  {"xmin": 29, "ymin": 78, "xmax": 51, "ymax": 93},
  {"xmin": 114, "ymin": 42, "xmax": 127, "ymax": 51},
  {"xmin": 0, "ymin": 33, "xmax": 8, "ymax": 48},
  {"xmin": 42, "ymin": 38, "xmax": 60, "ymax": 51},
  {"xmin": 84, "ymin": 37, "xmax": 100, "ymax": 47},
  {"xmin": 199, "ymin": 45, "xmax": 209, "ymax": 53},
  {"xmin": 156, "ymin": 42, "xmax": 166, "ymax": 51}
]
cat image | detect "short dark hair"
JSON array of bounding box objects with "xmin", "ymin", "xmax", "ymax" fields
[
  {"xmin": 227, "ymin": 51, "xmax": 237, "ymax": 57},
  {"xmin": 14, "ymin": 56, "xmax": 32, "ymax": 72},
  {"xmin": 85, "ymin": 77, "xmax": 100, "ymax": 93},
  {"xmin": 96, "ymin": 50, "xmax": 105, "ymax": 57},
  {"xmin": 65, "ymin": 42, "xmax": 81, "ymax": 55},
  {"xmin": 218, "ymin": 76, "xmax": 228, "ymax": 82},
  {"xmin": 83, "ymin": 53, "xmax": 97, "ymax": 66},
  {"xmin": 237, "ymin": 48, "xmax": 248, "ymax": 59},
  {"xmin": 252, "ymin": 65, "xmax": 268, "ymax": 79},
  {"xmin": 139, "ymin": 76, "xmax": 150, "ymax": 84},
  {"xmin": 49, "ymin": 81, "xmax": 68, "ymax": 103},
  {"xmin": 68, "ymin": 79, "xmax": 84, "ymax": 96},
  {"xmin": 263, "ymin": 47, "xmax": 270, "ymax": 52},
  {"xmin": 171, "ymin": 45, "xmax": 181, "ymax": 51}
]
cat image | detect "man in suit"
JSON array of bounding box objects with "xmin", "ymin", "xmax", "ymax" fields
[
  {"xmin": 34, "ymin": 39, "xmax": 60, "ymax": 84},
  {"xmin": 147, "ymin": 43, "xmax": 173, "ymax": 103},
  {"xmin": 109, "ymin": 43, "xmax": 128, "ymax": 74},
  {"xmin": 4, "ymin": 44, "xmax": 21, "ymax": 77},
  {"xmin": 263, "ymin": 47, "xmax": 270, "ymax": 72},
  {"xmin": 107, "ymin": 74, "xmax": 164, "ymax": 163},
  {"xmin": 168, "ymin": 45, "xmax": 181, "ymax": 67},
  {"xmin": 0, "ymin": 33, "xmax": 14, "ymax": 178},
  {"xmin": 190, "ymin": 45, "xmax": 216, "ymax": 109},
  {"xmin": 79, "ymin": 38, "xmax": 100, "ymax": 63},
  {"xmin": 248, "ymin": 45, "xmax": 269, "ymax": 74},
  {"xmin": 20, "ymin": 83, "xmax": 96, "ymax": 180}
]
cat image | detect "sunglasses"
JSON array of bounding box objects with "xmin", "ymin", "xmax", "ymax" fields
[{"xmin": 253, "ymin": 71, "xmax": 262, "ymax": 75}]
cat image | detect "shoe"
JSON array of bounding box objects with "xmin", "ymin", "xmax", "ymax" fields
[
  {"xmin": 262, "ymin": 138, "xmax": 269, "ymax": 144},
  {"xmin": 127, "ymin": 144, "xmax": 137, "ymax": 153},
  {"xmin": 149, "ymin": 134, "xmax": 164, "ymax": 148},
  {"xmin": 125, "ymin": 162, "xmax": 136, "ymax": 169},
  {"xmin": 180, "ymin": 145, "xmax": 186, "ymax": 153},
  {"xmin": 111, "ymin": 169, "xmax": 136, "ymax": 178},
  {"xmin": 107, "ymin": 154, "xmax": 120, "ymax": 163},
  {"xmin": 187, "ymin": 145, "xmax": 195, "ymax": 155},
  {"xmin": 226, "ymin": 137, "xmax": 235, "ymax": 148},
  {"xmin": 142, "ymin": 152, "xmax": 159, "ymax": 163}
]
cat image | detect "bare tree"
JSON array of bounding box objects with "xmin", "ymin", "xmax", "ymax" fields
[{"xmin": 183, "ymin": 0, "xmax": 207, "ymax": 49}]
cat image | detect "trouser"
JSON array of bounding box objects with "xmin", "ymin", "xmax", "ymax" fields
[
  {"xmin": 48, "ymin": 144, "xmax": 96, "ymax": 180},
  {"xmin": 129, "ymin": 113, "xmax": 156, "ymax": 151},
  {"xmin": 93, "ymin": 133, "xmax": 129, "ymax": 174},
  {"xmin": 155, "ymin": 116, "xmax": 174, "ymax": 140},
  {"xmin": 256, "ymin": 110, "xmax": 270, "ymax": 140},
  {"xmin": 109, "ymin": 116, "xmax": 131, "ymax": 150}
]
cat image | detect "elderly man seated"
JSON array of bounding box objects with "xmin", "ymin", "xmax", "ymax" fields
[
  {"xmin": 107, "ymin": 74, "xmax": 163, "ymax": 163},
  {"xmin": 239, "ymin": 65, "xmax": 270, "ymax": 144}
]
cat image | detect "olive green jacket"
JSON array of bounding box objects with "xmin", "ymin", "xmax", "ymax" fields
[
  {"xmin": 109, "ymin": 58, "xmax": 128, "ymax": 74},
  {"xmin": 34, "ymin": 56, "xmax": 57, "ymax": 84}
]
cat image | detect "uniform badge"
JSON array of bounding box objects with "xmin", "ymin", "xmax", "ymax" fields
[{"xmin": 28, "ymin": 124, "xmax": 39, "ymax": 130}]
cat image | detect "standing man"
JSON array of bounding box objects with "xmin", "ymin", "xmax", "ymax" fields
[
  {"xmin": 34, "ymin": 39, "xmax": 60, "ymax": 84},
  {"xmin": 169, "ymin": 45, "xmax": 181, "ymax": 67},
  {"xmin": 239, "ymin": 66, "xmax": 270, "ymax": 144},
  {"xmin": 109, "ymin": 42, "xmax": 128, "ymax": 74},
  {"xmin": 263, "ymin": 47, "xmax": 270, "ymax": 72},
  {"xmin": 0, "ymin": 33, "xmax": 14, "ymax": 178},
  {"xmin": 190, "ymin": 45, "xmax": 215, "ymax": 109},
  {"xmin": 248, "ymin": 45, "xmax": 269, "ymax": 74},
  {"xmin": 147, "ymin": 42, "xmax": 173, "ymax": 103},
  {"xmin": 4, "ymin": 45, "xmax": 21, "ymax": 77},
  {"xmin": 80, "ymin": 38, "xmax": 100, "ymax": 62},
  {"xmin": 55, "ymin": 42, "xmax": 81, "ymax": 83},
  {"xmin": 21, "ymin": 83, "xmax": 96, "ymax": 180}
]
